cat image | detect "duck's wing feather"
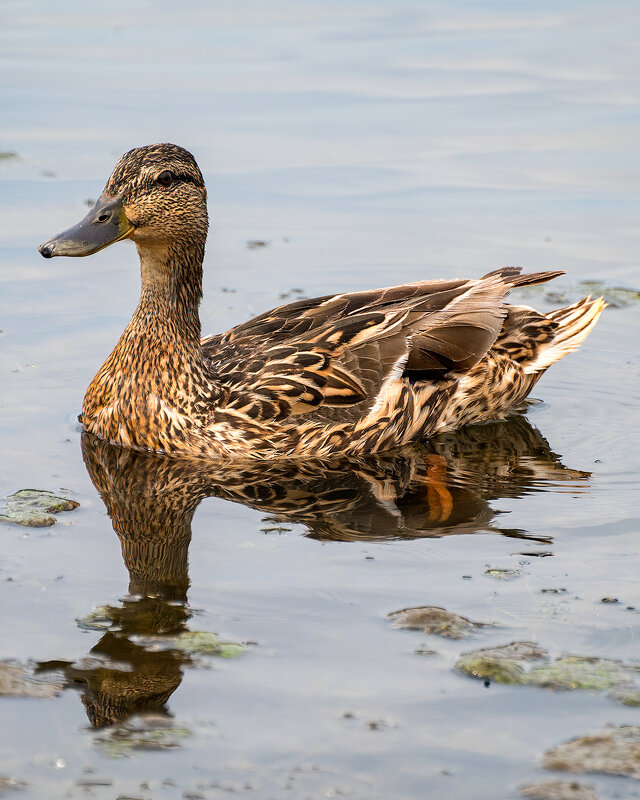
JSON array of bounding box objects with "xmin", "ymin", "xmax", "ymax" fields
[{"xmin": 202, "ymin": 268, "xmax": 562, "ymax": 424}]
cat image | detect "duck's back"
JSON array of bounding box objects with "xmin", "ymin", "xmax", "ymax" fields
[{"xmin": 196, "ymin": 268, "xmax": 603, "ymax": 458}]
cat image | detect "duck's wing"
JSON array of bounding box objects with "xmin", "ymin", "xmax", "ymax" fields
[{"xmin": 202, "ymin": 268, "xmax": 562, "ymax": 424}]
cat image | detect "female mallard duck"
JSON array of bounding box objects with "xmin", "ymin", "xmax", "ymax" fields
[{"xmin": 39, "ymin": 143, "xmax": 605, "ymax": 461}]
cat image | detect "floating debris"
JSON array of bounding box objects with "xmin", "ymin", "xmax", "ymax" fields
[
  {"xmin": 260, "ymin": 523, "xmax": 292, "ymax": 534},
  {"xmin": 132, "ymin": 631, "xmax": 246, "ymax": 659},
  {"xmin": 93, "ymin": 714, "xmax": 192, "ymax": 758},
  {"xmin": 387, "ymin": 606, "xmax": 490, "ymax": 639},
  {"xmin": 519, "ymin": 780, "xmax": 598, "ymax": 800},
  {"xmin": 484, "ymin": 567, "xmax": 521, "ymax": 580},
  {"xmin": 456, "ymin": 644, "xmax": 640, "ymax": 703},
  {"xmin": 542, "ymin": 726, "xmax": 640, "ymax": 779},
  {"xmin": 414, "ymin": 647, "xmax": 437, "ymax": 657},
  {"xmin": 246, "ymin": 239, "xmax": 269, "ymax": 249},
  {"xmin": 0, "ymin": 661, "xmax": 63, "ymax": 699},
  {"xmin": 367, "ymin": 718, "xmax": 396, "ymax": 731},
  {"xmin": 278, "ymin": 288, "xmax": 308, "ymax": 300},
  {"xmin": 515, "ymin": 551, "xmax": 554, "ymax": 558},
  {"xmin": 456, "ymin": 641, "xmax": 547, "ymax": 685},
  {"xmin": 0, "ymin": 490, "xmax": 79, "ymax": 528},
  {"xmin": 600, "ymin": 597, "xmax": 619, "ymax": 604},
  {"xmin": 0, "ymin": 152, "xmax": 18, "ymax": 162},
  {"xmin": 76, "ymin": 606, "xmax": 116, "ymax": 631},
  {"xmin": 0, "ymin": 776, "xmax": 27, "ymax": 793}
]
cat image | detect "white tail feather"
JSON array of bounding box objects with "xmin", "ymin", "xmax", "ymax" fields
[{"xmin": 524, "ymin": 296, "xmax": 606, "ymax": 374}]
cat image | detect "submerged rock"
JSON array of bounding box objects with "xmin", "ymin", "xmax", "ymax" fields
[
  {"xmin": 518, "ymin": 780, "xmax": 598, "ymax": 800},
  {"xmin": 0, "ymin": 661, "xmax": 63, "ymax": 699},
  {"xmin": 456, "ymin": 644, "xmax": 640, "ymax": 702},
  {"xmin": 542, "ymin": 726, "xmax": 640, "ymax": 779},
  {"xmin": 387, "ymin": 606, "xmax": 489, "ymax": 639},
  {"xmin": 0, "ymin": 490, "xmax": 79, "ymax": 528}
]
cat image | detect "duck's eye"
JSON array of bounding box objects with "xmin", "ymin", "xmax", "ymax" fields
[{"xmin": 156, "ymin": 170, "xmax": 174, "ymax": 187}]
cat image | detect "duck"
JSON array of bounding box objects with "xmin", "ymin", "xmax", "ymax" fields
[{"xmin": 38, "ymin": 143, "xmax": 605, "ymax": 461}]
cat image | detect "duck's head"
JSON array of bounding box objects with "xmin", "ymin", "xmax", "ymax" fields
[{"xmin": 39, "ymin": 143, "xmax": 208, "ymax": 259}]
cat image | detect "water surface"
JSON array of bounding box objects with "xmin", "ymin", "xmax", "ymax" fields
[{"xmin": 1, "ymin": 2, "xmax": 640, "ymax": 798}]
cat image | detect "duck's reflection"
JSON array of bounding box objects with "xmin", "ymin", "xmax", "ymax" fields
[{"xmin": 37, "ymin": 415, "xmax": 588, "ymax": 729}]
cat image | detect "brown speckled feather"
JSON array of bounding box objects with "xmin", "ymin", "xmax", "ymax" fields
[{"xmin": 41, "ymin": 144, "xmax": 606, "ymax": 461}]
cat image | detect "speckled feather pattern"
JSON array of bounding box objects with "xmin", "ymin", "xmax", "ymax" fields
[{"xmin": 78, "ymin": 144, "xmax": 605, "ymax": 461}]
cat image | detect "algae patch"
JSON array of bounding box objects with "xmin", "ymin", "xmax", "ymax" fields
[
  {"xmin": 0, "ymin": 490, "xmax": 79, "ymax": 528},
  {"xmin": 131, "ymin": 631, "xmax": 247, "ymax": 659},
  {"xmin": 455, "ymin": 643, "xmax": 640, "ymax": 704},
  {"xmin": 93, "ymin": 714, "xmax": 192, "ymax": 758},
  {"xmin": 514, "ymin": 279, "xmax": 640, "ymax": 309},
  {"xmin": 387, "ymin": 606, "xmax": 490, "ymax": 639},
  {"xmin": 542, "ymin": 726, "xmax": 640, "ymax": 779},
  {"xmin": 455, "ymin": 641, "xmax": 546, "ymax": 684},
  {"xmin": 0, "ymin": 661, "xmax": 63, "ymax": 699},
  {"xmin": 528, "ymin": 656, "xmax": 633, "ymax": 692},
  {"xmin": 518, "ymin": 780, "xmax": 598, "ymax": 800}
]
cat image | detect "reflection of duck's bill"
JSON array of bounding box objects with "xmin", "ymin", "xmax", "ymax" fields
[{"xmin": 38, "ymin": 194, "xmax": 134, "ymax": 258}]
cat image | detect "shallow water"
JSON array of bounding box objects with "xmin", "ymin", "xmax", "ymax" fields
[{"xmin": 1, "ymin": 2, "xmax": 640, "ymax": 798}]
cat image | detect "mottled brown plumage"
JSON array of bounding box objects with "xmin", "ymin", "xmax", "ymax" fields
[{"xmin": 39, "ymin": 143, "xmax": 606, "ymax": 460}]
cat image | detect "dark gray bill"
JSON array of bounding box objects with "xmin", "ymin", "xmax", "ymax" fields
[{"xmin": 38, "ymin": 194, "xmax": 134, "ymax": 258}]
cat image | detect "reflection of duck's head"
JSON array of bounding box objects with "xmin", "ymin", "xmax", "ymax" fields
[{"xmin": 81, "ymin": 414, "xmax": 589, "ymax": 550}]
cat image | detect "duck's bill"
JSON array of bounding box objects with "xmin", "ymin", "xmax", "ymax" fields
[{"xmin": 38, "ymin": 194, "xmax": 134, "ymax": 258}]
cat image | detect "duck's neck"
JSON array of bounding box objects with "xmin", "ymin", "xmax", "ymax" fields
[
  {"xmin": 83, "ymin": 240, "xmax": 214, "ymax": 448},
  {"xmin": 133, "ymin": 241, "xmax": 205, "ymax": 355}
]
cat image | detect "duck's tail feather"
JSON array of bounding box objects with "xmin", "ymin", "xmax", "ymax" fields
[
  {"xmin": 523, "ymin": 296, "xmax": 606, "ymax": 375},
  {"xmin": 483, "ymin": 266, "xmax": 566, "ymax": 288}
]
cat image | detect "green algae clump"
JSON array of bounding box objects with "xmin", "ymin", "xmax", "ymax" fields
[
  {"xmin": 0, "ymin": 490, "xmax": 79, "ymax": 527},
  {"xmin": 455, "ymin": 641, "xmax": 547, "ymax": 685},
  {"xmin": 456, "ymin": 643, "xmax": 640, "ymax": 705},
  {"xmin": 388, "ymin": 606, "xmax": 489, "ymax": 639},
  {"xmin": 527, "ymin": 656, "xmax": 632, "ymax": 692}
]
